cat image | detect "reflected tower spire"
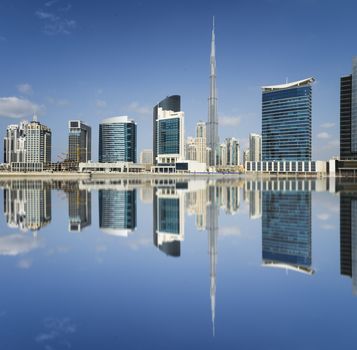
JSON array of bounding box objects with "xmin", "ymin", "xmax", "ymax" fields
[{"xmin": 207, "ymin": 17, "xmax": 219, "ymax": 166}]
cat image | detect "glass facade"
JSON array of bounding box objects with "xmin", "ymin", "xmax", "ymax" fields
[
  {"xmin": 68, "ymin": 121, "xmax": 91, "ymax": 163},
  {"xmin": 99, "ymin": 118, "xmax": 136, "ymax": 163},
  {"xmin": 99, "ymin": 190, "xmax": 137, "ymax": 232},
  {"xmin": 157, "ymin": 118, "xmax": 180, "ymax": 155},
  {"xmin": 262, "ymin": 191, "xmax": 312, "ymax": 268},
  {"xmin": 153, "ymin": 96, "xmax": 181, "ymax": 164},
  {"xmin": 262, "ymin": 84, "xmax": 312, "ymax": 161},
  {"xmin": 352, "ymin": 57, "xmax": 357, "ymax": 152}
]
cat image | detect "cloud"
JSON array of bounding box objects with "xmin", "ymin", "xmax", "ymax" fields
[
  {"xmin": 0, "ymin": 97, "xmax": 45, "ymax": 118},
  {"xmin": 219, "ymin": 115, "xmax": 241, "ymax": 127},
  {"xmin": 17, "ymin": 83, "xmax": 33, "ymax": 95},
  {"xmin": 127, "ymin": 101, "xmax": 151, "ymax": 116},
  {"xmin": 317, "ymin": 213, "xmax": 329, "ymax": 221},
  {"xmin": 0, "ymin": 234, "xmax": 40, "ymax": 256},
  {"xmin": 35, "ymin": 5, "xmax": 76, "ymax": 35},
  {"xmin": 219, "ymin": 226, "xmax": 241, "ymax": 236},
  {"xmin": 96, "ymin": 99, "xmax": 107, "ymax": 108},
  {"xmin": 317, "ymin": 132, "xmax": 330, "ymax": 139},
  {"xmin": 47, "ymin": 97, "xmax": 70, "ymax": 107},
  {"xmin": 17, "ymin": 258, "xmax": 33, "ymax": 269},
  {"xmin": 320, "ymin": 122, "xmax": 335, "ymax": 129}
]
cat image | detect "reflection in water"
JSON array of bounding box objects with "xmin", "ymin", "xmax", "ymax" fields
[
  {"xmin": 99, "ymin": 189, "xmax": 137, "ymax": 237},
  {"xmin": 340, "ymin": 188, "xmax": 357, "ymax": 295},
  {"xmin": 63, "ymin": 183, "xmax": 91, "ymax": 232},
  {"xmin": 3, "ymin": 180, "xmax": 51, "ymax": 232},
  {"xmin": 262, "ymin": 191, "xmax": 313, "ymax": 275},
  {"xmin": 153, "ymin": 183, "xmax": 185, "ymax": 257}
]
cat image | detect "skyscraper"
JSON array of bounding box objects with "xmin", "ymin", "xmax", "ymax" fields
[
  {"xmin": 225, "ymin": 137, "xmax": 240, "ymax": 166},
  {"xmin": 3, "ymin": 121, "xmax": 28, "ymax": 163},
  {"xmin": 340, "ymin": 57, "xmax": 357, "ymax": 161},
  {"xmin": 99, "ymin": 116, "xmax": 137, "ymax": 163},
  {"xmin": 156, "ymin": 107, "xmax": 185, "ymax": 165},
  {"xmin": 68, "ymin": 121, "xmax": 91, "ymax": 163},
  {"xmin": 207, "ymin": 18, "xmax": 219, "ymax": 167},
  {"xmin": 249, "ymin": 133, "xmax": 261, "ymax": 162},
  {"xmin": 153, "ymin": 95, "xmax": 181, "ymax": 165},
  {"xmin": 262, "ymin": 78, "xmax": 314, "ymax": 161}
]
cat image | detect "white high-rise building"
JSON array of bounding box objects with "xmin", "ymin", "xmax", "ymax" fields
[
  {"xmin": 3, "ymin": 121, "xmax": 28, "ymax": 163},
  {"xmin": 243, "ymin": 149, "xmax": 250, "ymax": 165},
  {"xmin": 225, "ymin": 137, "xmax": 240, "ymax": 166},
  {"xmin": 249, "ymin": 133, "xmax": 262, "ymax": 162},
  {"xmin": 195, "ymin": 121, "xmax": 207, "ymax": 164},
  {"xmin": 156, "ymin": 107, "xmax": 185, "ymax": 164},
  {"xmin": 186, "ymin": 137, "xmax": 196, "ymax": 161},
  {"xmin": 219, "ymin": 143, "xmax": 227, "ymax": 166}
]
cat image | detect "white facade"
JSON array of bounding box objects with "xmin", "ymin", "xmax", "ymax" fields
[
  {"xmin": 249, "ymin": 133, "xmax": 261, "ymax": 162},
  {"xmin": 245, "ymin": 160, "xmax": 327, "ymax": 174},
  {"xmin": 140, "ymin": 149, "xmax": 153, "ymax": 164}
]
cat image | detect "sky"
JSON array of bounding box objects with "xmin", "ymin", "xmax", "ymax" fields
[{"xmin": 0, "ymin": 0, "xmax": 356, "ymax": 161}]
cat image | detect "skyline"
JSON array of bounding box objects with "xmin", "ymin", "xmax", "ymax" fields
[{"xmin": 1, "ymin": 0, "xmax": 357, "ymax": 161}]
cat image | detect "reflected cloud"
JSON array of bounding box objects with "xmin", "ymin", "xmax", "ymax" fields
[{"xmin": 0, "ymin": 234, "xmax": 41, "ymax": 256}]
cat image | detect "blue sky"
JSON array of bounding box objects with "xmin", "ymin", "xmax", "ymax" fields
[{"xmin": 0, "ymin": 0, "xmax": 356, "ymax": 160}]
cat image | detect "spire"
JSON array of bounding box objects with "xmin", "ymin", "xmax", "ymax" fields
[{"xmin": 207, "ymin": 16, "xmax": 219, "ymax": 167}]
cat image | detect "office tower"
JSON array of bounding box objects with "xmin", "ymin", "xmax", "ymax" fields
[
  {"xmin": 249, "ymin": 133, "xmax": 261, "ymax": 162},
  {"xmin": 153, "ymin": 185, "xmax": 185, "ymax": 257},
  {"xmin": 196, "ymin": 121, "xmax": 207, "ymax": 164},
  {"xmin": 225, "ymin": 137, "xmax": 240, "ymax": 166},
  {"xmin": 140, "ymin": 149, "xmax": 153, "ymax": 164},
  {"xmin": 99, "ymin": 116, "xmax": 137, "ymax": 163},
  {"xmin": 207, "ymin": 18, "xmax": 219, "ymax": 167},
  {"xmin": 219, "ymin": 143, "xmax": 227, "ymax": 166},
  {"xmin": 186, "ymin": 137, "xmax": 196, "ymax": 161},
  {"xmin": 68, "ymin": 188, "xmax": 91, "ymax": 232},
  {"xmin": 340, "ymin": 192, "xmax": 357, "ymax": 295},
  {"xmin": 340, "ymin": 57, "xmax": 357, "ymax": 161},
  {"xmin": 25, "ymin": 118, "xmax": 52, "ymax": 164},
  {"xmin": 3, "ymin": 180, "xmax": 51, "ymax": 232},
  {"xmin": 153, "ymin": 95, "xmax": 181, "ymax": 165},
  {"xmin": 156, "ymin": 107, "xmax": 185, "ymax": 164},
  {"xmin": 262, "ymin": 78, "xmax": 314, "ymax": 161},
  {"xmin": 262, "ymin": 191, "xmax": 313, "ymax": 274},
  {"xmin": 68, "ymin": 120, "xmax": 91, "ymax": 163},
  {"xmin": 99, "ymin": 189, "xmax": 137, "ymax": 236},
  {"xmin": 3, "ymin": 121, "xmax": 28, "ymax": 163},
  {"xmin": 243, "ymin": 149, "xmax": 250, "ymax": 165}
]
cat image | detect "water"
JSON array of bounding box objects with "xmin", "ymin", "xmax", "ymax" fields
[{"xmin": 0, "ymin": 177, "xmax": 356, "ymax": 349}]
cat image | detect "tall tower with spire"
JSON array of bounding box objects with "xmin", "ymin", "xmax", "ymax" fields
[{"xmin": 207, "ymin": 17, "xmax": 219, "ymax": 167}]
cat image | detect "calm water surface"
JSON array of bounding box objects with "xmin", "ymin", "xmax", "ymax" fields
[{"xmin": 0, "ymin": 177, "xmax": 356, "ymax": 349}]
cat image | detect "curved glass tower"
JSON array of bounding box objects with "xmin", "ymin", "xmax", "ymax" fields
[{"xmin": 99, "ymin": 116, "xmax": 137, "ymax": 163}]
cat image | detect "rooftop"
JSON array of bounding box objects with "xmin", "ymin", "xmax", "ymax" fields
[{"xmin": 262, "ymin": 77, "xmax": 315, "ymax": 92}]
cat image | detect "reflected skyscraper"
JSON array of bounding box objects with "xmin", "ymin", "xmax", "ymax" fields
[
  {"xmin": 262, "ymin": 191, "xmax": 313, "ymax": 274},
  {"xmin": 99, "ymin": 189, "xmax": 137, "ymax": 236},
  {"xmin": 68, "ymin": 188, "xmax": 91, "ymax": 232},
  {"xmin": 3, "ymin": 180, "xmax": 51, "ymax": 232},
  {"xmin": 207, "ymin": 183, "xmax": 219, "ymax": 335},
  {"xmin": 340, "ymin": 191, "xmax": 357, "ymax": 295},
  {"xmin": 153, "ymin": 184, "xmax": 185, "ymax": 257}
]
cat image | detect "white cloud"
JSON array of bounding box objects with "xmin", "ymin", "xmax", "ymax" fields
[
  {"xmin": 317, "ymin": 132, "xmax": 330, "ymax": 139},
  {"xmin": 219, "ymin": 226, "xmax": 241, "ymax": 236},
  {"xmin": 45, "ymin": 0, "xmax": 59, "ymax": 7},
  {"xmin": 320, "ymin": 122, "xmax": 335, "ymax": 128},
  {"xmin": 219, "ymin": 115, "xmax": 241, "ymax": 127},
  {"xmin": 317, "ymin": 213, "xmax": 329, "ymax": 221},
  {"xmin": 17, "ymin": 83, "xmax": 33, "ymax": 95},
  {"xmin": 96, "ymin": 99, "xmax": 107, "ymax": 108},
  {"xmin": 127, "ymin": 101, "xmax": 151, "ymax": 116},
  {"xmin": 17, "ymin": 258, "xmax": 33, "ymax": 269},
  {"xmin": 0, "ymin": 97, "xmax": 45, "ymax": 118},
  {"xmin": 0, "ymin": 235, "xmax": 40, "ymax": 256},
  {"xmin": 35, "ymin": 6, "xmax": 76, "ymax": 35}
]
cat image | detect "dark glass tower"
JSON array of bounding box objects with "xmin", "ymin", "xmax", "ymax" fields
[
  {"xmin": 262, "ymin": 78, "xmax": 314, "ymax": 161},
  {"xmin": 68, "ymin": 120, "xmax": 91, "ymax": 163},
  {"xmin": 153, "ymin": 95, "xmax": 181, "ymax": 165},
  {"xmin": 262, "ymin": 191, "xmax": 313, "ymax": 273},
  {"xmin": 99, "ymin": 116, "xmax": 137, "ymax": 163}
]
